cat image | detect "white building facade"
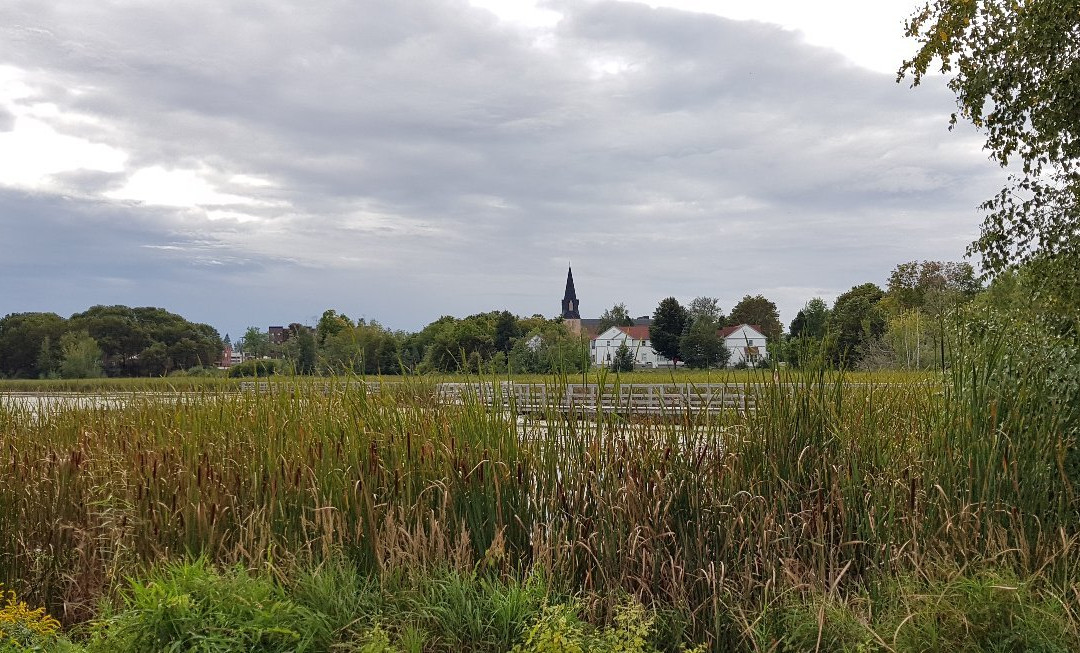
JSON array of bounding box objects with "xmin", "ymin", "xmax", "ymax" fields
[
  {"xmin": 590, "ymin": 324, "xmax": 768, "ymax": 368},
  {"xmin": 720, "ymin": 324, "xmax": 768, "ymax": 366}
]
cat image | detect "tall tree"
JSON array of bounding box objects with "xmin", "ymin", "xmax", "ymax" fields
[
  {"xmin": 900, "ymin": 1, "xmax": 1080, "ymax": 292},
  {"xmin": 651, "ymin": 297, "xmax": 688, "ymax": 364},
  {"xmin": 884, "ymin": 260, "xmax": 980, "ymax": 315},
  {"xmin": 241, "ymin": 326, "xmax": 270, "ymax": 359},
  {"xmin": 316, "ymin": 309, "xmax": 353, "ymax": 346},
  {"xmin": 0, "ymin": 312, "xmax": 67, "ymax": 378},
  {"xmin": 58, "ymin": 331, "xmax": 103, "ymax": 379},
  {"xmin": 598, "ymin": 302, "xmax": 634, "ymax": 332},
  {"xmin": 69, "ymin": 305, "xmax": 221, "ymax": 376},
  {"xmin": 493, "ymin": 311, "xmax": 521, "ymax": 354},
  {"xmin": 786, "ymin": 298, "xmax": 830, "ymax": 367},
  {"xmin": 790, "ymin": 298, "xmax": 829, "ymax": 340},
  {"xmin": 827, "ymin": 283, "xmax": 887, "ymax": 364},
  {"xmin": 679, "ymin": 316, "xmax": 730, "ymax": 369},
  {"xmin": 728, "ymin": 295, "xmax": 783, "ymax": 342},
  {"xmin": 686, "ymin": 296, "xmax": 725, "ymax": 325}
]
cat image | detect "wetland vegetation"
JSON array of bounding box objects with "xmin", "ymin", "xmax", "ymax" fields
[{"xmin": 2, "ymin": 310, "xmax": 1078, "ymax": 651}]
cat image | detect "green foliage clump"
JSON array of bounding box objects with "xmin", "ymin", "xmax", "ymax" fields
[
  {"xmin": 764, "ymin": 570, "xmax": 1077, "ymax": 653},
  {"xmin": 609, "ymin": 342, "xmax": 635, "ymax": 373},
  {"xmin": 87, "ymin": 559, "xmax": 327, "ymax": 653},
  {"xmin": 678, "ymin": 317, "xmax": 729, "ymax": 369},
  {"xmin": 512, "ymin": 599, "xmax": 703, "ymax": 653},
  {"xmin": 0, "ymin": 585, "xmax": 73, "ymax": 652},
  {"xmin": 227, "ymin": 358, "xmax": 281, "ymax": 377},
  {"xmin": 57, "ymin": 331, "xmax": 103, "ymax": 379}
]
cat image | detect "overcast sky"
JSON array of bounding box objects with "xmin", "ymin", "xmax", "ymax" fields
[{"xmin": 0, "ymin": 0, "xmax": 1004, "ymax": 337}]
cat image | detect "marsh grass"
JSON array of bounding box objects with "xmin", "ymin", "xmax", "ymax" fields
[{"xmin": 1, "ymin": 326, "xmax": 1078, "ymax": 650}]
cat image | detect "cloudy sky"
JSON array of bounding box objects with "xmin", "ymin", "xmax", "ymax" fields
[{"xmin": 0, "ymin": 0, "xmax": 1005, "ymax": 337}]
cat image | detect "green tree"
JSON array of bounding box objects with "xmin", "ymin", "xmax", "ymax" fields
[
  {"xmin": 69, "ymin": 305, "xmax": 221, "ymax": 376},
  {"xmin": 827, "ymin": 283, "xmax": 887, "ymax": 365},
  {"xmin": 598, "ymin": 303, "xmax": 634, "ymax": 333},
  {"xmin": 610, "ymin": 341, "xmax": 635, "ymax": 372},
  {"xmin": 728, "ymin": 295, "xmax": 783, "ymax": 342},
  {"xmin": 282, "ymin": 323, "xmax": 317, "ymax": 375},
  {"xmin": 138, "ymin": 342, "xmax": 170, "ymax": 376},
  {"xmin": 59, "ymin": 331, "xmax": 103, "ymax": 379},
  {"xmin": 900, "ymin": 1, "xmax": 1080, "ymax": 294},
  {"xmin": 786, "ymin": 298, "xmax": 831, "ymax": 367},
  {"xmin": 493, "ymin": 311, "xmax": 521, "ymax": 354},
  {"xmin": 0, "ymin": 312, "xmax": 67, "ymax": 378},
  {"xmin": 686, "ymin": 296, "xmax": 725, "ymax": 325},
  {"xmin": 35, "ymin": 335, "xmax": 61, "ymax": 379},
  {"xmin": 679, "ymin": 317, "xmax": 730, "ymax": 369},
  {"xmin": 883, "ymin": 260, "xmax": 980, "ymax": 315},
  {"xmin": 320, "ymin": 321, "xmax": 404, "ymax": 375},
  {"xmin": 651, "ymin": 297, "xmax": 688, "ymax": 365},
  {"xmin": 883, "ymin": 309, "xmax": 943, "ymax": 370},
  {"xmin": 789, "ymin": 298, "xmax": 829, "ymax": 339},
  {"xmin": 241, "ymin": 326, "xmax": 270, "ymax": 359},
  {"xmin": 316, "ymin": 309, "xmax": 353, "ymax": 346}
]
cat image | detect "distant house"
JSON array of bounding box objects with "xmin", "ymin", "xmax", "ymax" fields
[
  {"xmin": 719, "ymin": 324, "xmax": 769, "ymax": 366},
  {"xmin": 591, "ymin": 324, "xmax": 768, "ymax": 368},
  {"xmin": 591, "ymin": 325, "xmax": 668, "ymax": 368}
]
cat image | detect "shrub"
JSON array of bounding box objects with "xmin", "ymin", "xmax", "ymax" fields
[
  {"xmin": 0, "ymin": 585, "xmax": 64, "ymax": 652},
  {"xmin": 87, "ymin": 559, "xmax": 328, "ymax": 653},
  {"xmin": 511, "ymin": 598, "xmax": 704, "ymax": 653},
  {"xmin": 227, "ymin": 359, "xmax": 280, "ymax": 378},
  {"xmin": 609, "ymin": 343, "xmax": 634, "ymax": 373}
]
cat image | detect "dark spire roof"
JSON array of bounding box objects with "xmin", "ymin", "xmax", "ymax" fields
[{"xmin": 561, "ymin": 266, "xmax": 580, "ymax": 319}]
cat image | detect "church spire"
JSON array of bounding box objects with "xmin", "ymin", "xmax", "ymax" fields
[{"xmin": 561, "ymin": 265, "xmax": 580, "ymax": 319}]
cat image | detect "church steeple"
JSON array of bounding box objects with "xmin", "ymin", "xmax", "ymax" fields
[{"xmin": 561, "ymin": 266, "xmax": 580, "ymax": 319}]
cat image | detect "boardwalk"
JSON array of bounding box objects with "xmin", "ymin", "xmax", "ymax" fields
[
  {"xmin": 438, "ymin": 382, "xmax": 757, "ymax": 415},
  {"xmin": 237, "ymin": 381, "xmax": 759, "ymax": 416}
]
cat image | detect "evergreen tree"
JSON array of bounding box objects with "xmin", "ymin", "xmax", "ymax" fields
[
  {"xmin": 610, "ymin": 341, "xmax": 635, "ymax": 373},
  {"xmin": 651, "ymin": 297, "xmax": 688, "ymax": 364}
]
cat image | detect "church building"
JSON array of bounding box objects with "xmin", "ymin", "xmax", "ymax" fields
[{"xmin": 559, "ymin": 266, "xmax": 603, "ymax": 337}]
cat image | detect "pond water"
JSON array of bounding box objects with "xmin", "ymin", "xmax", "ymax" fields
[{"xmin": 0, "ymin": 392, "xmax": 193, "ymax": 417}]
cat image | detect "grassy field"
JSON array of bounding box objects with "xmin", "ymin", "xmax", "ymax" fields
[{"xmin": 0, "ymin": 345, "xmax": 1077, "ymax": 651}]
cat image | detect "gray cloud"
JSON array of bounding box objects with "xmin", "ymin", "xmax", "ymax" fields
[{"xmin": 0, "ymin": 0, "xmax": 1005, "ymax": 334}]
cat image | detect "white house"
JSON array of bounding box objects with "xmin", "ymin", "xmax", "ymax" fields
[
  {"xmin": 591, "ymin": 326, "xmax": 671, "ymax": 368},
  {"xmin": 591, "ymin": 324, "xmax": 768, "ymax": 368},
  {"xmin": 719, "ymin": 324, "xmax": 768, "ymax": 366}
]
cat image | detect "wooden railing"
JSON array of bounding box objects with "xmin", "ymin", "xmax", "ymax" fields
[
  {"xmin": 436, "ymin": 382, "xmax": 757, "ymax": 415},
  {"xmin": 237, "ymin": 381, "xmax": 758, "ymax": 415}
]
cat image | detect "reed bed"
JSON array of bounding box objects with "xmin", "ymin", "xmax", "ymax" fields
[{"xmin": 1, "ymin": 339, "xmax": 1077, "ymax": 650}]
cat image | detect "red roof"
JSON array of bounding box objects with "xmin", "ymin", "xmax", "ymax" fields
[{"xmin": 615, "ymin": 325, "xmax": 652, "ymax": 340}]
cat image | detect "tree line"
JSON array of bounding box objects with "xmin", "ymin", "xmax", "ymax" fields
[
  {"xmin": 229, "ymin": 310, "xmax": 589, "ymax": 377},
  {"xmin": 0, "ymin": 305, "xmax": 223, "ymax": 379},
  {"xmin": 594, "ymin": 261, "xmax": 987, "ymax": 371},
  {"xmin": 0, "ymin": 257, "xmax": 1060, "ymax": 379}
]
